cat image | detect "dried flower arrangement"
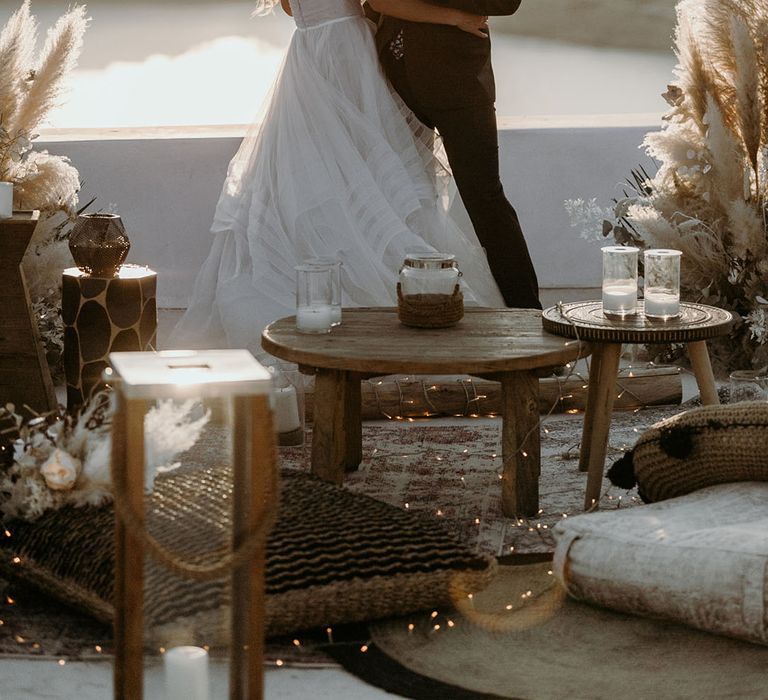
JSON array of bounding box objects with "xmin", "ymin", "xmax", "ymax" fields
[
  {"xmin": 0, "ymin": 1, "xmax": 92, "ymax": 375},
  {"xmin": 0, "ymin": 395, "xmax": 210, "ymax": 523},
  {"xmin": 567, "ymin": 0, "xmax": 768, "ymax": 371}
]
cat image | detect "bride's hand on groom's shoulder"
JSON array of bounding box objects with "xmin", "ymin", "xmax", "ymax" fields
[{"xmin": 453, "ymin": 11, "xmax": 489, "ymax": 38}]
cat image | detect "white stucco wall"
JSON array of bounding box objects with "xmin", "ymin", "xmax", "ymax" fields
[{"xmin": 40, "ymin": 116, "xmax": 657, "ymax": 308}]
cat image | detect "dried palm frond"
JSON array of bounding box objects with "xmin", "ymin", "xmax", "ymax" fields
[{"xmin": 575, "ymin": 0, "xmax": 768, "ymax": 370}]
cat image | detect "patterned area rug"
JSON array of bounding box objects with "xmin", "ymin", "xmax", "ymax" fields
[
  {"xmin": 0, "ymin": 405, "xmax": 682, "ymax": 660},
  {"xmin": 282, "ymin": 405, "xmax": 681, "ymax": 556}
]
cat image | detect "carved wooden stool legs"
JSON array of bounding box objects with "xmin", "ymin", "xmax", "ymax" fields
[{"xmin": 581, "ymin": 339, "xmax": 720, "ymax": 511}]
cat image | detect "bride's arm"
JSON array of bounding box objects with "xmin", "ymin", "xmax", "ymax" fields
[{"xmin": 368, "ymin": 0, "xmax": 489, "ymax": 37}]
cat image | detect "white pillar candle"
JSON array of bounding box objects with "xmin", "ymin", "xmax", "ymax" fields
[
  {"xmin": 296, "ymin": 305, "xmax": 334, "ymax": 333},
  {"xmin": 164, "ymin": 646, "xmax": 209, "ymax": 700},
  {"xmin": 0, "ymin": 182, "xmax": 12, "ymax": 219},
  {"xmin": 644, "ymin": 292, "xmax": 680, "ymax": 319},
  {"xmin": 602, "ymin": 283, "xmax": 637, "ymax": 316},
  {"xmin": 274, "ymin": 385, "xmax": 301, "ymax": 433}
]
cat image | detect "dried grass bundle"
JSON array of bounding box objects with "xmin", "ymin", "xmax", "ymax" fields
[
  {"xmin": 568, "ymin": 0, "xmax": 768, "ymax": 370},
  {"xmin": 0, "ymin": 1, "xmax": 37, "ymax": 129},
  {"xmin": 640, "ymin": 0, "xmax": 768, "ymax": 368},
  {"xmin": 0, "ymin": 2, "xmax": 88, "ymax": 214},
  {"xmin": 7, "ymin": 5, "xmax": 88, "ymax": 143},
  {"xmin": 0, "ymin": 2, "xmax": 91, "ymax": 380}
]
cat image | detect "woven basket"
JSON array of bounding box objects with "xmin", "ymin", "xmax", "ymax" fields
[
  {"xmin": 397, "ymin": 283, "xmax": 464, "ymax": 328},
  {"xmin": 610, "ymin": 401, "xmax": 768, "ymax": 502}
]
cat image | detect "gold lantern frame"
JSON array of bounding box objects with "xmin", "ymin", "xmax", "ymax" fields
[{"xmin": 108, "ymin": 350, "xmax": 276, "ymax": 700}]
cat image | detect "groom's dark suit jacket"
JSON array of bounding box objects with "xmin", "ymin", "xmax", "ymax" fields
[{"xmin": 369, "ymin": 0, "xmax": 522, "ymax": 109}]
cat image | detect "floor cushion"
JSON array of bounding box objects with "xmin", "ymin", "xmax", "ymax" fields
[
  {"xmin": 607, "ymin": 401, "xmax": 768, "ymax": 502},
  {"xmin": 553, "ymin": 482, "xmax": 768, "ymax": 645},
  {"xmin": 0, "ymin": 466, "xmax": 495, "ymax": 647}
]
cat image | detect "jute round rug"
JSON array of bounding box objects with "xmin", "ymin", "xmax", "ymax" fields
[{"xmin": 333, "ymin": 560, "xmax": 768, "ymax": 700}]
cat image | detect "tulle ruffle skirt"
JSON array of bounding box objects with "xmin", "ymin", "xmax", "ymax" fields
[{"xmin": 171, "ymin": 16, "xmax": 504, "ymax": 355}]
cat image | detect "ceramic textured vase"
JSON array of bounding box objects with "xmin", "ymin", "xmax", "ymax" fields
[{"xmin": 69, "ymin": 213, "xmax": 130, "ymax": 277}]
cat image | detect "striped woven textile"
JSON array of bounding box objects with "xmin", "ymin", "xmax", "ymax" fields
[{"xmin": 0, "ymin": 467, "xmax": 495, "ymax": 645}]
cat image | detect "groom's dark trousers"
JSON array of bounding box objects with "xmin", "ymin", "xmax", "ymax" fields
[{"xmin": 369, "ymin": 0, "xmax": 541, "ymax": 309}]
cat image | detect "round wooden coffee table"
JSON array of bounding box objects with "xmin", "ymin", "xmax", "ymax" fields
[
  {"xmin": 542, "ymin": 300, "xmax": 734, "ymax": 510},
  {"xmin": 262, "ymin": 307, "xmax": 590, "ymax": 517}
]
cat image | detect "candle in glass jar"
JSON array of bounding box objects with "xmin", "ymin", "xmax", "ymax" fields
[
  {"xmin": 644, "ymin": 292, "xmax": 680, "ymax": 318},
  {"xmin": 274, "ymin": 385, "xmax": 301, "ymax": 433},
  {"xmin": 602, "ymin": 283, "xmax": 637, "ymax": 316},
  {"xmin": 296, "ymin": 305, "xmax": 334, "ymax": 333},
  {"xmin": 0, "ymin": 182, "xmax": 12, "ymax": 219},
  {"xmin": 164, "ymin": 646, "xmax": 209, "ymax": 700}
]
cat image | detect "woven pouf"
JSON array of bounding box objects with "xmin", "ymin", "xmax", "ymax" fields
[
  {"xmin": 0, "ymin": 467, "xmax": 495, "ymax": 646},
  {"xmin": 607, "ymin": 401, "xmax": 768, "ymax": 502}
]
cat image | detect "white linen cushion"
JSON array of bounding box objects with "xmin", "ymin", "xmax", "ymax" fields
[{"xmin": 553, "ymin": 482, "xmax": 768, "ymax": 645}]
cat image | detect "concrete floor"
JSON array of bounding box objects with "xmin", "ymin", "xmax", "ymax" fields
[{"xmin": 0, "ymin": 659, "xmax": 396, "ymax": 700}]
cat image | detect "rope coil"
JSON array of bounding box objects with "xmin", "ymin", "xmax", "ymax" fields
[
  {"xmin": 397, "ymin": 283, "xmax": 464, "ymax": 328},
  {"xmin": 110, "ymin": 432, "xmax": 279, "ymax": 582}
]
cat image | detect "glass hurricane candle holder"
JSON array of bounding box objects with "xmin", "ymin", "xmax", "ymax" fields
[
  {"xmin": 728, "ymin": 369, "xmax": 768, "ymax": 403},
  {"xmin": 302, "ymin": 257, "xmax": 342, "ymax": 326},
  {"xmin": 267, "ymin": 360, "xmax": 305, "ymax": 447},
  {"xmin": 601, "ymin": 246, "xmax": 638, "ymax": 318},
  {"xmin": 295, "ymin": 264, "xmax": 335, "ymax": 334},
  {"xmin": 0, "ymin": 182, "xmax": 12, "ymax": 219},
  {"xmin": 643, "ymin": 249, "xmax": 682, "ymax": 319}
]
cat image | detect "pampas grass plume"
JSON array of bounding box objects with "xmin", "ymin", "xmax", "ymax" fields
[
  {"xmin": 0, "ymin": 1, "xmax": 37, "ymax": 128},
  {"xmin": 6, "ymin": 5, "xmax": 89, "ymax": 138}
]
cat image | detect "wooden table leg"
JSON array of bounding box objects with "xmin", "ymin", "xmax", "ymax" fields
[
  {"xmin": 581, "ymin": 342, "xmax": 622, "ymax": 511},
  {"xmin": 311, "ymin": 369, "xmax": 360, "ymax": 483},
  {"xmin": 344, "ymin": 373, "xmax": 363, "ymax": 472},
  {"xmin": 231, "ymin": 395, "xmax": 276, "ymax": 700},
  {"xmin": 500, "ymin": 371, "xmax": 540, "ymax": 518},
  {"xmin": 113, "ymin": 397, "xmax": 148, "ymax": 700},
  {"xmin": 578, "ymin": 344, "xmax": 604, "ymax": 472},
  {"xmin": 687, "ymin": 340, "xmax": 720, "ymax": 405}
]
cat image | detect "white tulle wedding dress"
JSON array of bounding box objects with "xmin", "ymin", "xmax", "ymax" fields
[{"xmin": 171, "ymin": 0, "xmax": 504, "ymax": 354}]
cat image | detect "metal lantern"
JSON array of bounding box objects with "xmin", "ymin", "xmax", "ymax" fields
[
  {"xmin": 69, "ymin": 213, "xmax": 131, "ymax": 277},
  {"xmin": 108, "ymin": 349, "xmax": 275, "ymax": 700}
]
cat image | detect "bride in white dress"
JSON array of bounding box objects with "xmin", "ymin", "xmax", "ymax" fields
[{"xmin": 171, "ymin": 0, "xmax": 505, "ymax": 354}]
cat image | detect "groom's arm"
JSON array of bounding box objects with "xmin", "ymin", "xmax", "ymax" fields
[
  {"xmin": 368, "ymin": 0, "xmax": 491, "ymax": 36},
  {"xmin": 368, "ymin": 0, "xmax": 521, "ymax": 20},
  {"xmin": 380, "ymin": 0, "xmax": 522, "ymax": 16},
  {"xmin": 410, "ymin": 0, "xmax": 521, "ymax": 17}
]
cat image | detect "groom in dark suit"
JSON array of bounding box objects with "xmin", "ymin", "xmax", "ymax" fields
[{"xmin": 367, "ymin": 0, "xmax": 541, "ymax": 309}]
